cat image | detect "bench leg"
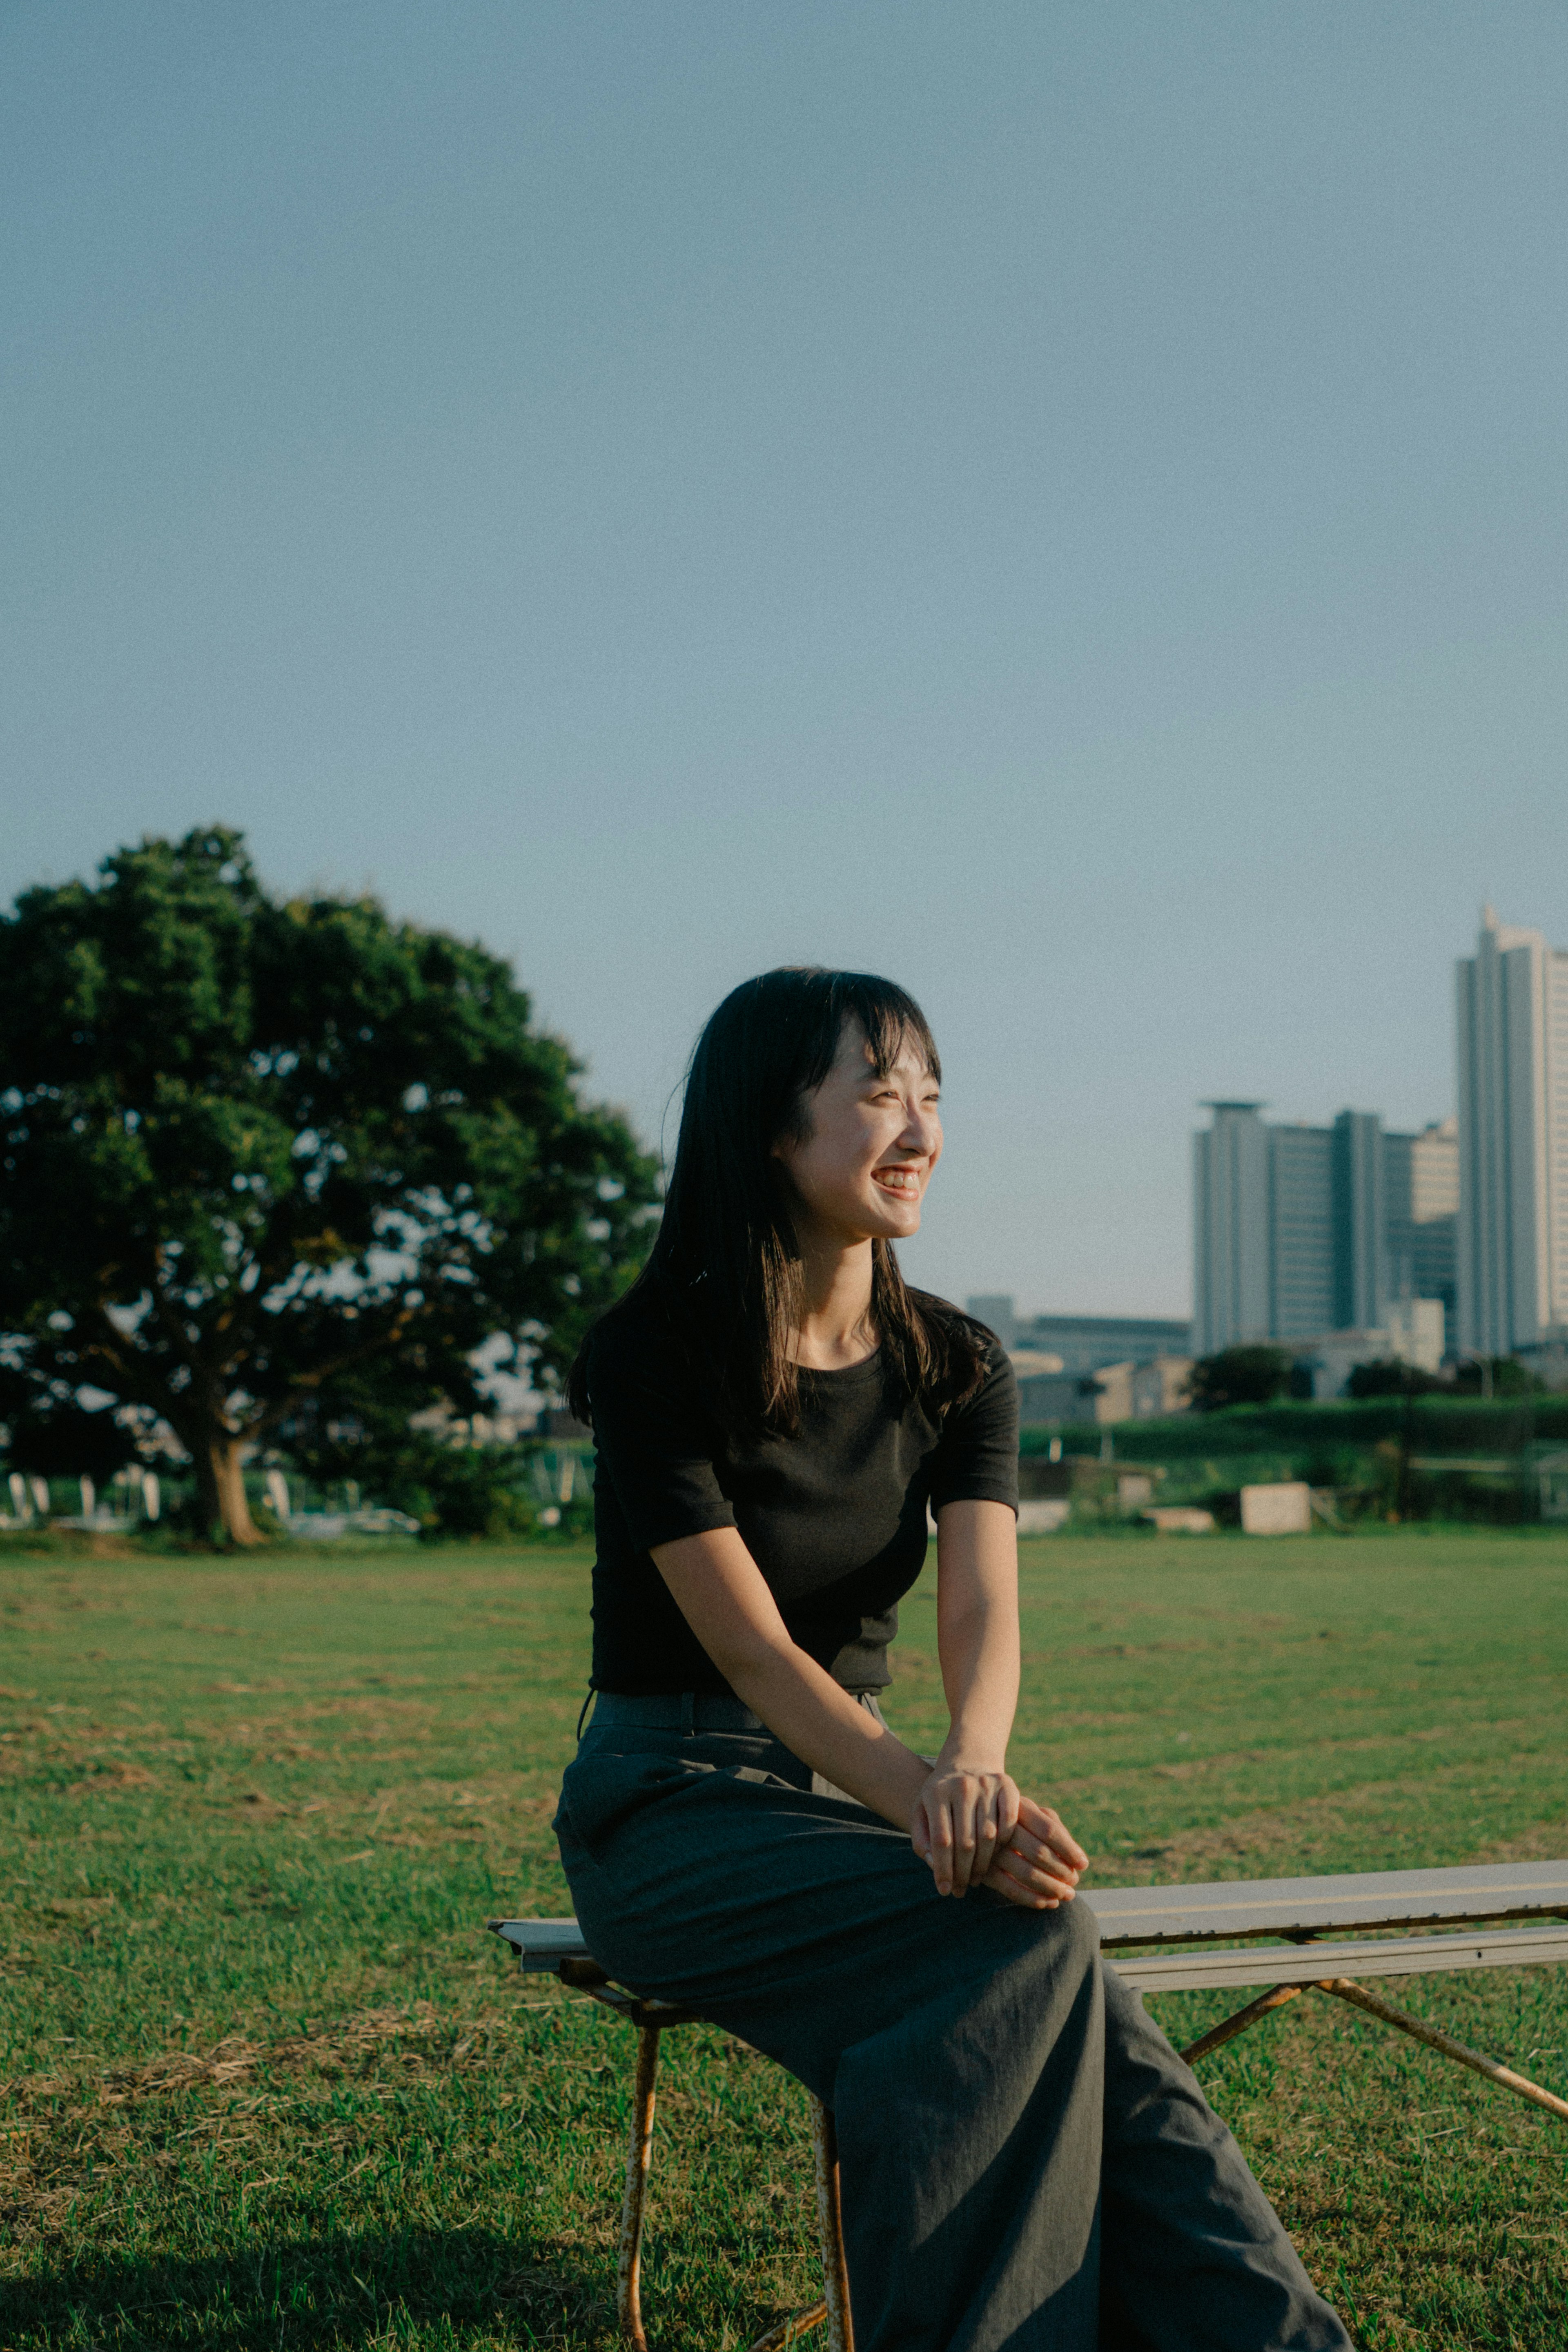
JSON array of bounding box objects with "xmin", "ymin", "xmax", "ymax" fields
[
  {"xmin": 1177, "ymin": 1973, "xmax": 1568, "ymax": 2125},
  {"xmin": 1180, "ymin": 1982, "xmax": 1304, "ymax": 2066},
  {"xmin": 742, "ymin": 2096, "xmax": 851, "ymax": 2352},
  {"xmin": 747, "ymin": 2298, "xmax": 828, "ymax": 2350},
  {"xmin": 1313, "ymin": 1976, "xmax": 1568, "ymax": 2123},
  {"xmin": 617, "ymin": 2022, "xmax": 662, "ymax": 2350},
  {"xmin": 612, "ymin": 2022, "xmax": 854, "ymax": 2352},
  {"xmin": 811, "ymin": 2096, "xmax": 855, "ymax": 2352}
]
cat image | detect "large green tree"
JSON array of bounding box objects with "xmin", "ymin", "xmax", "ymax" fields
[{"xmin": 0, "ymin": 827, "xmax": 658, "ymax": 1541}]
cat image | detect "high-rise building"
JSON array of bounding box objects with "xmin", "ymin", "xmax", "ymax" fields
[
  {"xmin": 1192, "ymin": 1104, "xmax": 1270, "ymax": 1353},
  {"xmin": 1194, "ymin": 1102, "xmax": 1454, "ymax": 1355},
  {"xmin": 1331, "ymin": 1109, "xmax": 1385, "ymax": 1331},
  {"xmin": 1455, "ymin": 908, "xmax": 1568, "ymax": 1356},
  {"xmin": 1267, "ymin": 1119, "xmax": 1334, "ymax": 1340}
]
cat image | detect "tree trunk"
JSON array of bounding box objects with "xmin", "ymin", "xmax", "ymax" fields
[{"xmin": 200, "ymin": 1431, "xmax": 264, "ymax": 1546}]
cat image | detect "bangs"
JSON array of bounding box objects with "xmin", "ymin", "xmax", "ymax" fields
[
  {"xmin": 851, "ymin": 979, "xmax": 941, "ymax": 1085},
  {"xmin": 802, "ymin": 972, "xmax": 941, "ymax": 1094}
]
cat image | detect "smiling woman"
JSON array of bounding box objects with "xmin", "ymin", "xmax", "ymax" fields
[{"xmin": 554, "ymin": 967, "xmax": 1353, "ymax": 2352}]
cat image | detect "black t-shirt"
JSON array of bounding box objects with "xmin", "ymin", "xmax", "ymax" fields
[{"xmin": 582, "ymin": 1287, "xmax": 1019, "ymax": 1695}]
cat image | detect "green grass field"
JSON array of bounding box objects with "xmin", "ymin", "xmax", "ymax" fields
[{"xmin": 2, "ymin": 1529, "xmax": 1565, "ymax": 2350}]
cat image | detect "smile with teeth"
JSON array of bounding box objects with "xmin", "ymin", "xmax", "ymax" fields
[{"xmin": 872, "ymin": 1166, "xmax": 921, "ymax": 1195}]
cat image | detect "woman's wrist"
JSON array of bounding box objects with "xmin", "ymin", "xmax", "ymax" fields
[
  {"xmin": 887, "ymin": 1742, "xmax": 942, "ymax": 1827},
  {"xmin": 933, "ymin": 1735, "xmax": 1010, "ymax": 1777}
]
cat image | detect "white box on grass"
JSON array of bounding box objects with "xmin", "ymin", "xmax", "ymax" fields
[{"xmin": 1240, "ymin": 1481, "xmax": 1312, "ymax": 1534}]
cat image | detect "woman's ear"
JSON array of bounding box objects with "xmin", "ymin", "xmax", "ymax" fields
[{"xmin": 771, "ymin": 1100, "xmax": 808, "ymax": 1166}]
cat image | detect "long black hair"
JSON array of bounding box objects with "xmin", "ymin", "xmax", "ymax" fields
[{"xmin": 568, "ymin": 967, "xmax": 989, "ymax": 1441}]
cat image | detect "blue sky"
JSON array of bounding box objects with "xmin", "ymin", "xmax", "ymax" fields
[{"xmin": 4, "ymin": 2, "xmax": 1566, "ymax": 1318}]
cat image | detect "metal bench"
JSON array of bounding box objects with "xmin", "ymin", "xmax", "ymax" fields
[{"xmin": 492, "ymin": 1859, "xmax": 1568, "ymax": 2352}]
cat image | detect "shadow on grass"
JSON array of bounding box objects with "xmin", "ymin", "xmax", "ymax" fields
[{"xmin": 4, "ymin": 2225, "xmax": 617, "ymax": 2348}]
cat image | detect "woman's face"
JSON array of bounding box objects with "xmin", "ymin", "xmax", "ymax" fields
[{"xmin": 773, "ymin": 1018, "xmax": 943, "ymax": 1246}]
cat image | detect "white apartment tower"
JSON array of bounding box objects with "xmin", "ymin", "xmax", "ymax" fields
[{"xmin": 1455, "ymin": 907, "xmax": 1568, "ymax": 1356}]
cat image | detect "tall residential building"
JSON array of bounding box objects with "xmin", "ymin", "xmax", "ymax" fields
[
  {"xmin": 1267, "ymin": 1119, "xmax": 1334, "ymax": 1338},
  {"xmin": 1331, "ymin": 1110, "xmax": 1385, "ymax": 1330},
  {"xmin": 1194, "ymin": 1103, "xmax": 1456, "ymax": 1354},
  {"xmin": 1456, "ymin": 908, "xmax": 1568, "ymax": 1356},
  {"xmin": 1192, "ymin": 1103, "xmax": 1270, "ymax": 1354}
]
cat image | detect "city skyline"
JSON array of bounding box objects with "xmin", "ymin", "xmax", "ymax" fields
[
  {"xmin": 980, "ymin": 899, "xmax": 1568, "ymax": 1391},
  {"xmin": 1189, "ymin": 903, "xmax": 1568, "ymax": 1371}
]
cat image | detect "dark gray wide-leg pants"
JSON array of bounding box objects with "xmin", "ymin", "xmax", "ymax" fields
[{"xmin": 556, "ymin": 1697, "xmax": 1354, "ymax": 2352}]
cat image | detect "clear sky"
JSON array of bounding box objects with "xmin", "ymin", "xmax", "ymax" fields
[{"xmin": 4, "ymin": 3, "xmax": 1566, "ymax": 1320}]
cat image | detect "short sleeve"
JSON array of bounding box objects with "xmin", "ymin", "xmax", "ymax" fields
[
  {"xmin": 586, "ymin": 1309, "xmax": 738, "ymax": 1554},
  {"xmin": 926, "ymin": 1342, "xmax": 1019, "ymax": 1514}
]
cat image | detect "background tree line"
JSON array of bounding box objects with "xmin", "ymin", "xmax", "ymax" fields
[{"xmin": 1183, "ymin": 1344, "xmax": 1541, "ymax": 1411}]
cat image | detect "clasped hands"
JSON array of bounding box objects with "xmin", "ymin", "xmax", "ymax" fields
[{"xmin": 910, "ymin": 1760, "xmax": 1087, "ymax": 1908}]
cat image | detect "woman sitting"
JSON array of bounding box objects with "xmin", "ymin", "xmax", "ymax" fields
[{"xmin": 555, "ymin": 965, "xmax": 1353, "ymax": 2352}]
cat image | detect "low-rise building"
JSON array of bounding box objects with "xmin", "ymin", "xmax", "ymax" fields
[
  {"xmin": 1012, "ymin": 1351, "xmax": 1194, "ymax": 1425},
  {"xmin": 1129, "ymin": 1355, "xmax": 1195, "ymax": 1418},
  {"xmin": 1013, "ymin": 1369, "xmax": 1098, "ymax": 1426},
  {"xmin": 1084, "ymin": 1362, "xmax": 1135, "ymax": 1424},
  {"xmin": 1298, "ymin": 1298, "xmax": 1445, "ymax": 1398},
  {"xmin": 971, "ymin": 1299, "xmax": 1192, "ymax": 1377}
]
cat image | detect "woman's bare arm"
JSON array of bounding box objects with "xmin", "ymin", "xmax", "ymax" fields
[
  {"xmin": 649, "ymin": 1509, "xmax": 1085, "ymax": 1906},
  {"xmin": 918, "ymin": 1500, "xmax": 1087, "ymax": 1906},
  {"xmin": 912, "ymin": 1498, "xmax": 1022, "ymax": 1891},
  {"xmin": 650, "ymin": 1527, "xmax": 934, "ymax": 1828}
]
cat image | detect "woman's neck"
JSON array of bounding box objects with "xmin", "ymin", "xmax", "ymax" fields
[{"xmin": 791, "ymin": 1227, "xmax": 878, "ymax": 1370}]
